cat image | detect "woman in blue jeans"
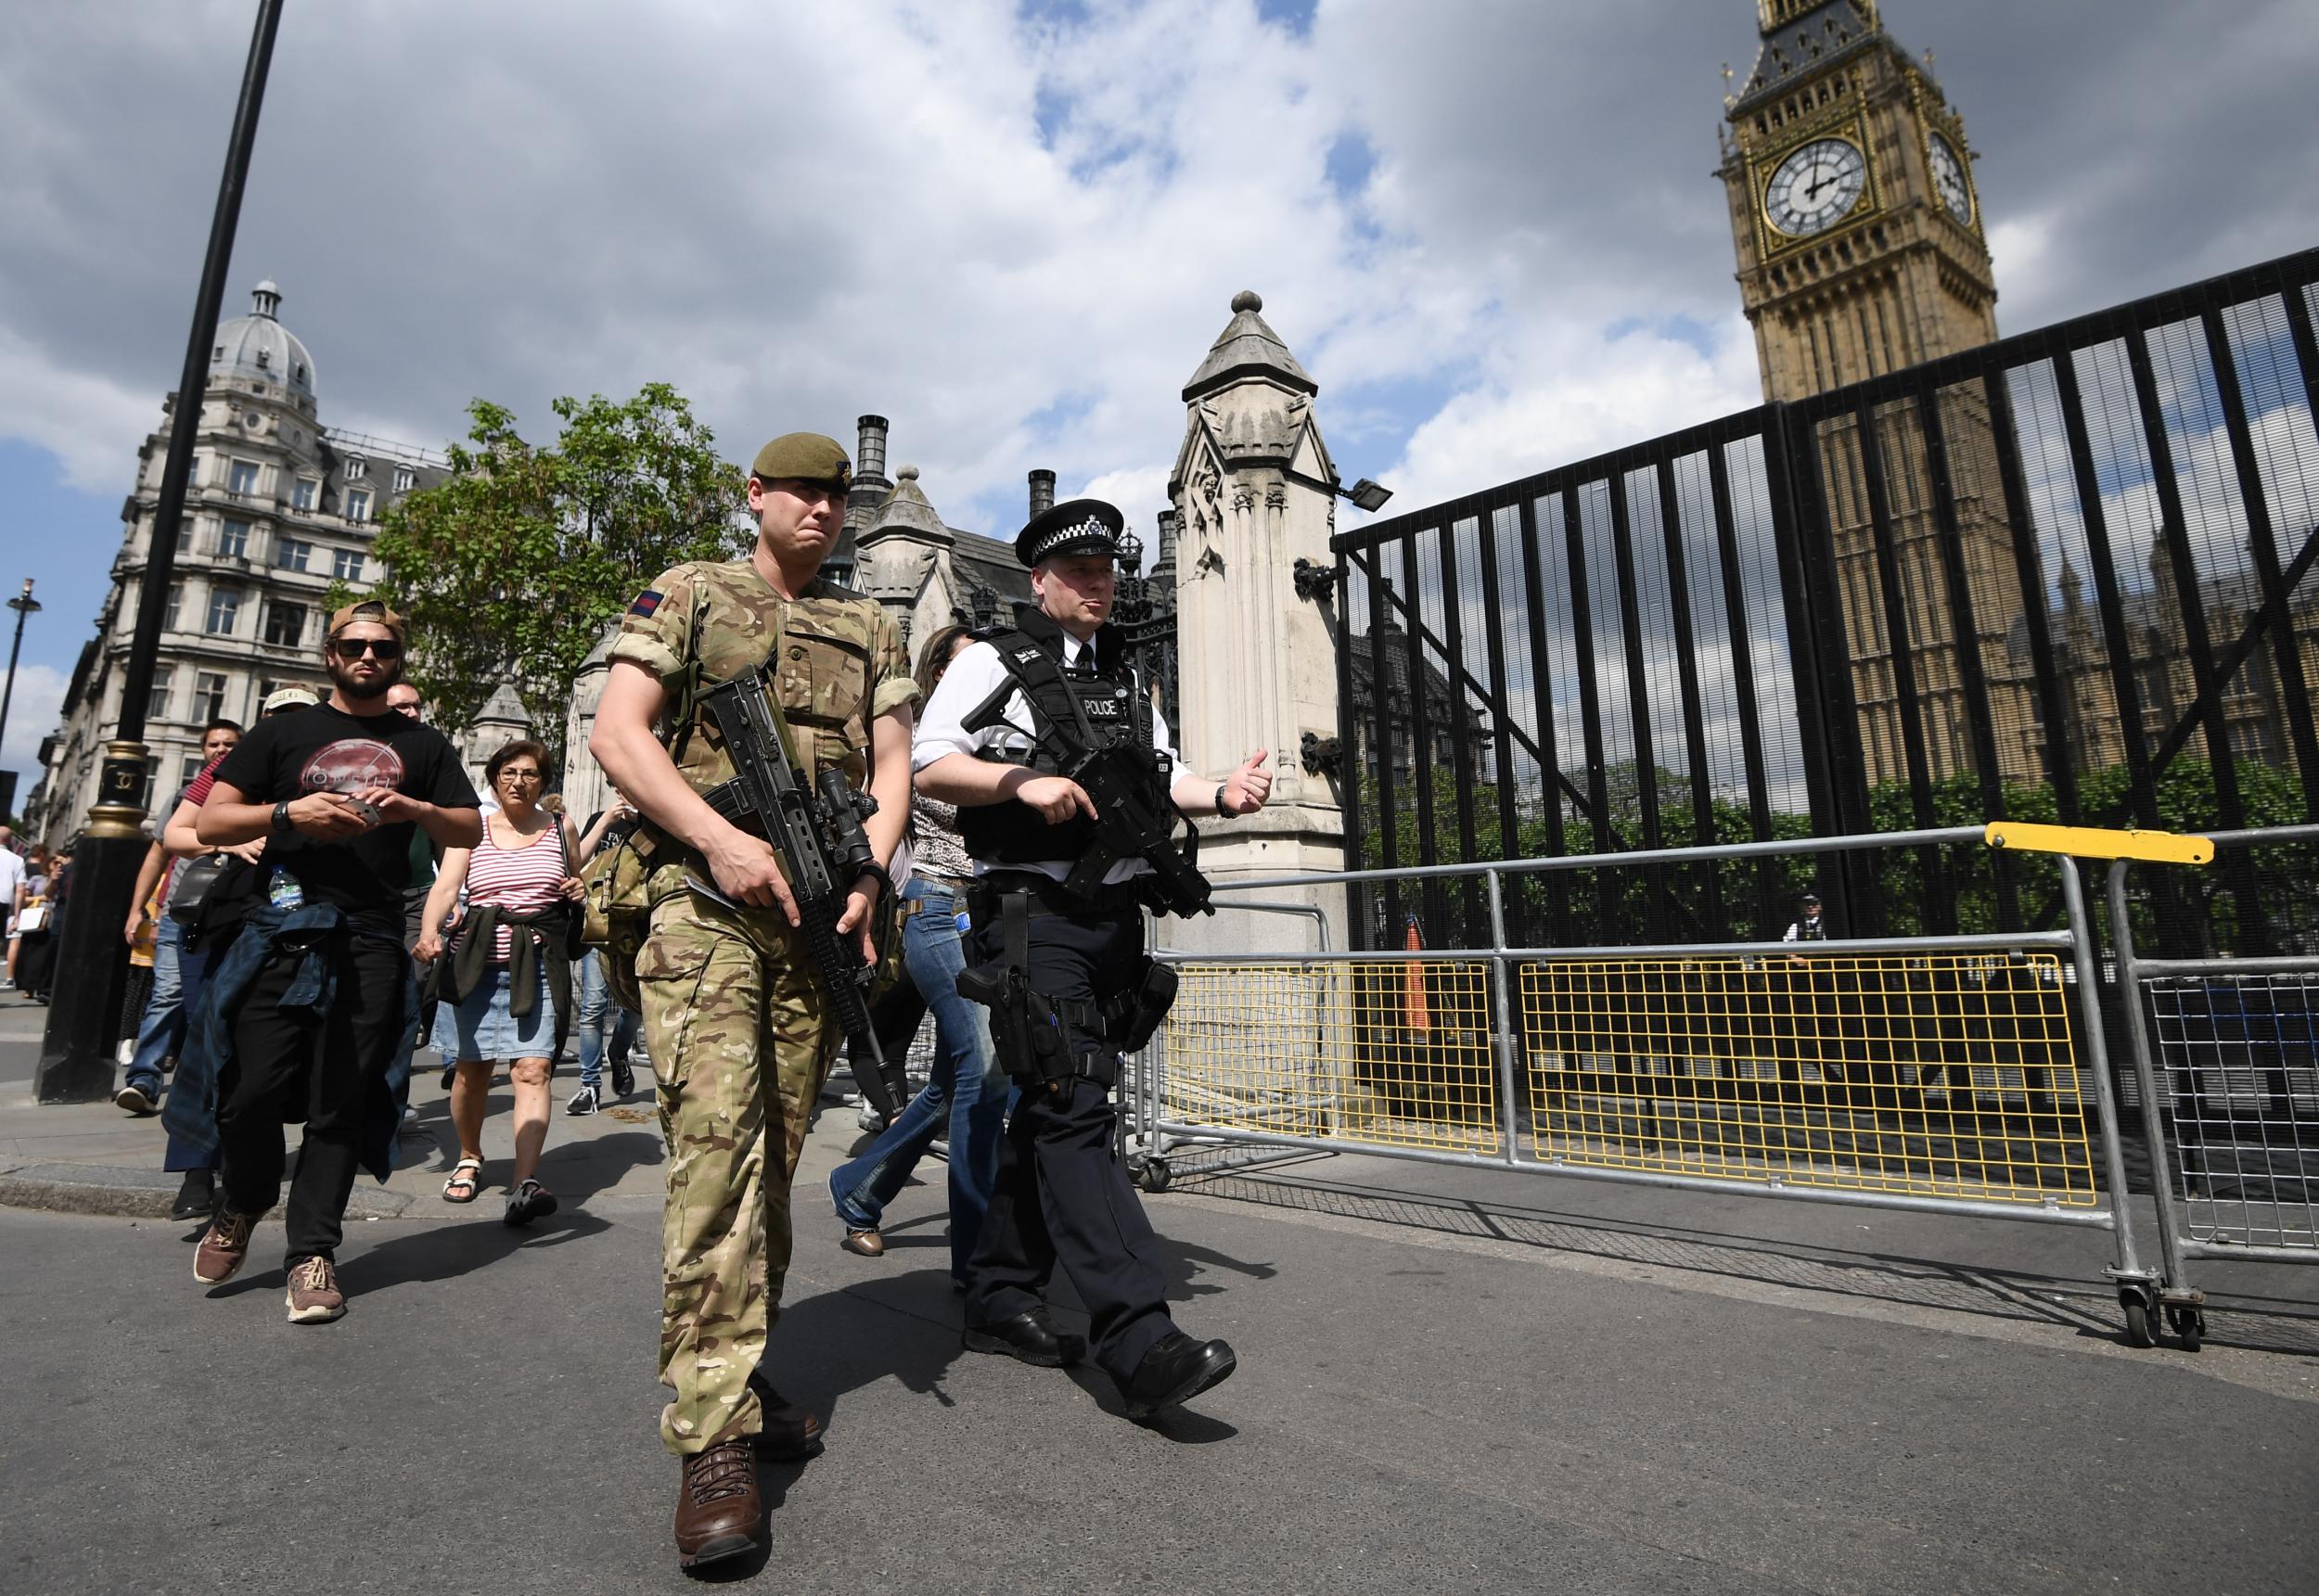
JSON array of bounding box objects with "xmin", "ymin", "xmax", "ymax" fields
[{"xmin": 828, "ymin": 627, "xmax": 1009, "ymax": 1283}]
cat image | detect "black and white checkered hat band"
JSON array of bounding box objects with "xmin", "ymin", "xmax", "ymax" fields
[{"xmin": 1031, "ymin": 516, "xmax": 1115, "ymax": 561}]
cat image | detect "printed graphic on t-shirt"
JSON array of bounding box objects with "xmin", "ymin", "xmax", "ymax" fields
[{"xmin": 301, "ymin": 739, "xmax": 406, "ymax": 793}]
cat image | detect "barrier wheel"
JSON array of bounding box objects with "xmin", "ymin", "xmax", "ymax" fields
[
  {"xmin": 1137, "ymin": 1157, "xmax": 1173, "ymax": 1194},
  {"xmin": 2168, "ymin": 1306, "xmax": 2204, "ymax": 1353},
  {"xmin": 2121, "ymin": 1295, "xmax": 2156, "ymax": 1349}
]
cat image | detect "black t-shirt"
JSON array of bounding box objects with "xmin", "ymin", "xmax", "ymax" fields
[{"xmin": 211, "ymin": 703, "xmax": 480, "ymax": 928}]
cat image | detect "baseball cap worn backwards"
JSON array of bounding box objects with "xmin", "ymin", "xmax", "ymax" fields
[
  {"xmin": 1015, "ymin": 497, "xmax": 1124, "ymax": 568},
  {"xmin": 750, "ymin": 433, "xmax": 852, "ymax": 490},
  {"xmin": 263, "ymin": 685, "xmax": 321, "ymax": 714},
  {"xmin": 327, "ymin": 600, "xmax": 407, "ymax": 641}
]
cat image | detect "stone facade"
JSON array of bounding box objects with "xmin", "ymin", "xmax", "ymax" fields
[
  {"xmin": 1165, "ymin": 291, "xmax": 1349, "ymax": 948},
  {"xmin": 28, "ymin": 283, "xmax": 450, "ymax": 843}
]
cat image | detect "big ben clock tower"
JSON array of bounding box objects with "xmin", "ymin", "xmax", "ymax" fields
[
  {"xmin": 1720, "ymin": 0, "xmax": 2044, "ymax": 791},
  {"xmin": 1721, "ymin": 0, "xmax": 1998, "ymax": 402}
]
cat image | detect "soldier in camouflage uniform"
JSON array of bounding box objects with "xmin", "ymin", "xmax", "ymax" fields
[{"xmin": 589, "ymin": 432, "xmax": 916, "ymax": 1572}]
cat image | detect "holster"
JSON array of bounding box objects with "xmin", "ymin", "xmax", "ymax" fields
[
  {"xmin": 1101, "ymin": 956, "xmax": 1178, "ymax": 1055},
  {"xmin": 954, "ymin": 886, "xmax": 1117, "ymax": 1089}
]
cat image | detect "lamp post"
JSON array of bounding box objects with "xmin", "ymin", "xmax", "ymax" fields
[
  {"xmin": 0, "ymin": 579, "xmax": 41, "ymax": 820},
  {"xmin": 35, "ymin": 0, "xmax": 284, "ymax": 1104}
]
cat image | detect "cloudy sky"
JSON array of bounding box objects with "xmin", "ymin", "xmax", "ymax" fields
[{"xmin": 1, "ymin": 0, "xmax": 2313, "ymax": 780}]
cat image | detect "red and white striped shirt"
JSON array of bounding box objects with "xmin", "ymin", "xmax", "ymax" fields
[{"xmin": 463, "ymin": 816, "xmax": 568, "ymax": 961}]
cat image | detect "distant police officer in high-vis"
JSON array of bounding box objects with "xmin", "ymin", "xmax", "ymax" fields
[{"xmin": 914, "ymin": 496, "xmax": 1272, "ymax": 1422}]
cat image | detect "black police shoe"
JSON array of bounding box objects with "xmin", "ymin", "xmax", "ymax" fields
[
  {"xmin": 963, "ymin": 1308, "xmax": 1086, "ymax": 1368},
  {"xmin": 1121, "ymin": 1333, "xmax": 1236, "ymax": 1420}
]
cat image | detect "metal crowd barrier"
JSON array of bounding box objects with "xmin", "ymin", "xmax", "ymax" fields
[
  {"xmin": 2109, "ymin": 824, "xmax": 2319, "ymax": 1351},
  {"xmin": 1130, "ymin": 824, "xmax": 2202, "ymax": 1345}
]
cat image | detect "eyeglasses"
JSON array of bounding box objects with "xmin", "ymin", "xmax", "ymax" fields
[
  {"xmin": 498, "ymin": 769, "xmax": 543, "ymax": 783},
  {"xmin": 330, "ymin": 637, "xmax": 404, "ymax": 661}
]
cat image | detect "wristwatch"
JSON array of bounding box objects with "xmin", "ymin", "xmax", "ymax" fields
[
  {"xmin": 1213, "ymin": 782, "xmax": 1230, "ymax": 816},
  {"xmin": 272, "ymin": 799, "xmax": 294, "ymax": 836}
]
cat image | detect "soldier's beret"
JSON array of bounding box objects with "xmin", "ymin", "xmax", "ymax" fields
[
  {"xmin": 750, "ymin": 433, "xmax": 852, "ymax": 490},
  {"xmin": 1016, "ymin": 497, "xmax": 1124, "ymax": 568}
]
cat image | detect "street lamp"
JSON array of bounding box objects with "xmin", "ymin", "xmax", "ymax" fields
[
  {"xmin": 35, "ymin": 0, "xmax": 284, "ymax": 1104},
  {"xmin": 0, "ymin": 579, "xmax": 42, "ymax": 819},
  {"xmin": 1343, "ymin": 478, "xmax": 1393, "ymax": 514}
]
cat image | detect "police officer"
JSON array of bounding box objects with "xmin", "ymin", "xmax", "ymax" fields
[
  {"xmin": 589, "ymin": 433, "xmax": 916, "ymax": 1571},
  {"xmin": 1783, "ymin": 891, "xmax": 1827, "ymax": 946},
  {"xmin": 915, "ymin": 496, "xmax": 1272, "ymax": 1423}
]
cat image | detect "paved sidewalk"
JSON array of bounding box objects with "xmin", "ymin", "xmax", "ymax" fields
[{"xmin": 6, "ymin": 986, "xmax": 2319, "ymax": 1594}]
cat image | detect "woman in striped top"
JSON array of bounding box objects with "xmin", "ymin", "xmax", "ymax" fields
[{"xmin": 417, "ymin": 738, "xmax": 580, "ymax": 1225}]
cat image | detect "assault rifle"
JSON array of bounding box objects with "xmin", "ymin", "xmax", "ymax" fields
[
  {"xmin": 695, "ymin": 669, "xmax": 910, "ymax": 1120},
  {"xmin": 963, "ymin": 677, "xmax": 1214, "ymax": 917}
]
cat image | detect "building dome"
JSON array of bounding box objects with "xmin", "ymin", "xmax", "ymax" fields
[{"xmin": 210, "ymin": 280, "xmax": 315, "ymax": 401}]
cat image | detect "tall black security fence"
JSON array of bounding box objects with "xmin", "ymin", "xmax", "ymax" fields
[{"xmin": 1331, "ymin": 248, "xmax": 2319, "ymax": 960}]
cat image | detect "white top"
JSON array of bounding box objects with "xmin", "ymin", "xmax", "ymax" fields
[
  {"xmin": 912, "ymin": 632, "xmax": 1176, "ymax": 887},
  {"xmin": 0, "ymin": 849, "xmax": 23, "ymax": 912},
  {"xmin": 1782, "ymin": 917, "xmax": 1826, "ymax": 942}
]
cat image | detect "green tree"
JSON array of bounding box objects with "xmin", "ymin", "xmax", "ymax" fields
[{"xmin": 339, "ymin": 384, "xmax": 751, "ymax": 749}]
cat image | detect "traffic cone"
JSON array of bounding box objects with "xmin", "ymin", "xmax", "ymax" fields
[{"xmin": 1403, "ymin": 913, "xmax": 1430, "ymax": 1032}]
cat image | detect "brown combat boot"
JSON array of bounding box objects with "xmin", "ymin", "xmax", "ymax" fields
[{"xmin": 673, "ymin": 1436, "xmax": 762, "ymax": 1571}]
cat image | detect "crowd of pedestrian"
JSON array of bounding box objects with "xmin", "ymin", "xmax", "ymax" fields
[{"xmin": 3, "ymin": 425, "xmax": 1267, "ymax": 1575}]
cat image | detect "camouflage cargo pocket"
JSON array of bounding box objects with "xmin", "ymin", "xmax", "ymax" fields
[{"xmin": 775, "ymin": 621, "xmax": 870, "ymax": 751}]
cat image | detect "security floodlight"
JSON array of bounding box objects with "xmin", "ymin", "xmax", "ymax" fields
[{"xmin": 1345, "ymin": 478, "xmax": 1392, "ymax": 514}]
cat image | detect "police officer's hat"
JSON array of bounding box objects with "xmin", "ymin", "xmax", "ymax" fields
[
  {"xmin": 1800, "ymin": 892, "xmax": 1822, "ymax": 906},
  {"xmin": 749, "ymin": 433, "xmax": 852, "ymax": 491},
  {"xmin": 1015, "ymin": 497, "xmax": 1124, "ymax": 568}
]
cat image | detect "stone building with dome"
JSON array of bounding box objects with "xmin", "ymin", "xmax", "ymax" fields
[{"xmin": 26, "ymin": 281, "xmax": 451, "ymax": 843}]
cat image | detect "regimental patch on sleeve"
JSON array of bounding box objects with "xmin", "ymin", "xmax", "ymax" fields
[{"xmin": 628, "ymin": 590, "xmax": 664, "ymax": 618}]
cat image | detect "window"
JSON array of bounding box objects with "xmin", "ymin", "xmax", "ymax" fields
[
  {"xmin": 173, "ymin": 517, "xmax": 192, "ymax": 553},
  {"xmin": 264, "ymin": 601, "xmax": 307, "ymax": 647},
  {"xmin": 228, "ymin": 459, "xmax": 260, "ymax": 496},
  {"xmin": 331, "ymin": 548, "xmax": 365, "ymax": 582},
  {"xmin": 274, "ymin": 538, "xmax": 313, "ymax": 573},
  {"xmin": 195, "ymin": 671, "xmax": 228, "ymax": 722},
  {"xmin": 218, "ymin": 518, "xmax": 250, "ymax": 559},
  {"xmin": 344, "ymin": 456, "xmax": 366, "ymax": 480},
  {"xmin": 162, "ymin": 582, "xmax": 184, "ymax": 631},
  {"xmin": 182, "ymin": 453, "xmax": 200, "ymax": 487},
  {"xmin": 392, "ymin": 466, "xmax": 416, "ymax": 492},
  {"xmin": 180, "ymin": 754, "xmax": 206, "ymax": 787},
  {"xmin": 146, "ymin": 669, "xmax": 174, "ymax": 723},
  {"xmin": 345, "ymin": 489, "xmax": 371, "ymax": 523},
  {"xmin": 292, "ymin": 478, "xmax": 317, "ymax": 511},
  {"xmin": 204, "ymin": 587, "xmax": 242, "ymax": 635}
]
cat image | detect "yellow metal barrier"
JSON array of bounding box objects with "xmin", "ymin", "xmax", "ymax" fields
[
  {"xmin": 1161, "ymin": 961, "xmax": 1502, "ymax": 1154},
  {"xmin": 1984, "ymin": 821, "xmax": 2213, "ymax": 865},
  {"xmin": 1518, "ymin": 952, "xmax": 2097, "ymax": 1207}
]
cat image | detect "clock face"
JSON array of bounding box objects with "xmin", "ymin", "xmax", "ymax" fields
[
  {"xmin": 1928, "ymin": 132, "xmax": 1973, "ymax": 224},
  {"xmin": 1764, "ymin": 137, "xmax": 1867, "ymax": 237}
]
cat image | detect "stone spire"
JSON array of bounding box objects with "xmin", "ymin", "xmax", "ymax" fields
[{"xmin": 1183, "ymin": 289, "xmax": 1316, "ymax": 402}]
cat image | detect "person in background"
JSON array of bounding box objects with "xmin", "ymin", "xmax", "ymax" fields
[
  {"xmin": 0, "ymin": 825, "xmax": 25, "ymax": 992},
  {"xmin": 115, "ymin": 718, "xmax": 244, "ymax": 1115},
  {"xmin": 417, "ymin": 738, "xmax": 579, "ymax": 1224},
  {"xmin": 179, "ymin": 601, "xmax": 480, "ymax": 1324},
  {"xmin": 826, "ymin": 624, "xmax": 1009, "ymax": 1279},
  {"xmin": 17, "ymin": 844, "xmax": 60, "ymax": 1001},
  {"xmin": 566, "ymin": 793, "xmax": 641, "ymax": 1117}
]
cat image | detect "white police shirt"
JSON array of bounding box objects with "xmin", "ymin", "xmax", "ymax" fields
[{"xmin": 911, "ymin": 633, "xmax": 1174, "ymax": 887}]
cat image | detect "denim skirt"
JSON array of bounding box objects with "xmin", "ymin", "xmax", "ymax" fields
[{"xmin": 450, "ymin": 959, "xmax": 556, "ymax": 1062}]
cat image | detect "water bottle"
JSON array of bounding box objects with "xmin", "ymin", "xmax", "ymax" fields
[{"xmin": 267, "ymin": 868, "xmax": 303, "ymax": 910}]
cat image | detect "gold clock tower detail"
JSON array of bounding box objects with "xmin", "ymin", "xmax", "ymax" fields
[{"xmin": 1722, "ymin": 0, "xmax": 1997, "ymax": 403}]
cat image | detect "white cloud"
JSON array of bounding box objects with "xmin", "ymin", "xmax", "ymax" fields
[
  {"xmin": 0, "ymin": 663, "xmax": 67, "ymax": 790},
  {"xmin": 0, "ymin": 328, "xmax": 157, "ymax": 492}
]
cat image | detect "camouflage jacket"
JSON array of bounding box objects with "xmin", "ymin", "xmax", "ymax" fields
[{"xmin": 609, "ymin": 559, "xmax": 916, "ymax": 794}]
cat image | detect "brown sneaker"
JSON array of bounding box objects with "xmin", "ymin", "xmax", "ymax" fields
[
  {"xmin": 193, "ymin": 1209, "xmax": 258, "ymax": 1285},
  {"xmin": 284, "ymin": 1256, "xmax": 346, "ymax": 1324},
  {"xmin": 673, "ymin": 1437, "xmax": 762, "ymax": 1571}
]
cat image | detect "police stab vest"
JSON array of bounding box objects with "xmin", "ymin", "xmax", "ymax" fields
[{"xmin": 957, "ymin": 606, "xmax": 1167, "ymax": 866}]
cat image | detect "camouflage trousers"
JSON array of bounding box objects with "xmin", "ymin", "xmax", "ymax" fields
[{"xmin": 635, "ymin": 882, "xmax": 836, "ymax": 1456}]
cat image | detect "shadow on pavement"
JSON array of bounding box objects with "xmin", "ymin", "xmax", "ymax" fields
[{"xmin": 1165, "ymin": 1152, "xmax": 2319, "ymax": 1359}]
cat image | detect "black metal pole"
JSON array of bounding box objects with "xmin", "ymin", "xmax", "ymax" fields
[
  {"xmin": 36, "ymin": 0, "xmax": 283, "ymax": 1104},
  {"xmin": 0, "ymin": 581, "xmax": 37, "ymax": 766}
]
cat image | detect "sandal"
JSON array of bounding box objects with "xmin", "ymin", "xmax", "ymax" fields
[
  {"xmin": 505, "ymin": 1178, "xmax": 558, "ymax": 1229},
  {"xmin": 442, "ymin": 1157, "xmax": 483, "ymax": 1204}
]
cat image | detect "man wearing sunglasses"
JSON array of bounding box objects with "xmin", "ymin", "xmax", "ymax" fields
[{"xmin": 176, "ymin": 601, "xmax": 481, "ymax": 1324}]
